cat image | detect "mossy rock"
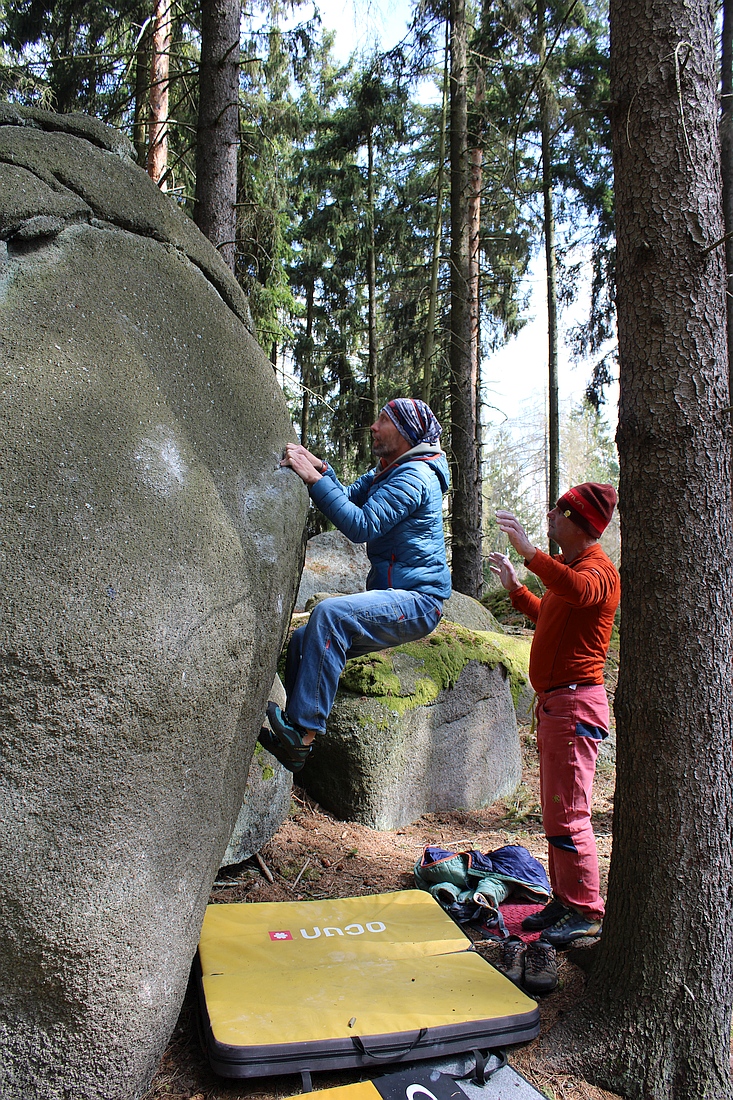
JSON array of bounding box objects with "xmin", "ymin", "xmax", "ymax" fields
[
  {"xmin": 339, "ymin": 619, "xmax": 530, "ymax": 710},
  {"xmin": 300, "ymin": 622, "xmax": 524, "ymax": 829}
]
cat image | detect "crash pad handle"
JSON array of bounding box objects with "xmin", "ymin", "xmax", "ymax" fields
[
  {"xmin": 351, "ymin": 1028, "xmax": 428, "ymax": 1060},
  {"xmin": 471, "ymin": 1047, "xmax": 507, "ymax": 1085},
  {"xmin": 450, "ymin": 1048, "xmax": 507, "ymax": 1086}
]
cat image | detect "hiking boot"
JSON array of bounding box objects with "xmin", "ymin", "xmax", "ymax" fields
[
  {"xmin": 257, "ymin": 702, "xmax": 312, "ymax": 773},
  {"xmin": 498, "ymin": 935, "xmax": 526, "ymax": 984},
  {"xmin": 523, "ymin": 940, "xmax": 558, "ymax": 994},
  {"xmin": 521, "ymin": 897, "xmax": 570, "ymax": 932},
  {"xmin": 539, "ymin": 909, "xmax": 602, "ymax": 947}
]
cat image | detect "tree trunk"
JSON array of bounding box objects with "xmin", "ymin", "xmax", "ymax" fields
[
  {"xmin": 722, "ymin": 0, "xmax": 733, "ymax": 412},
  {"xmin": 367, "ymin": 125, "xmax": 379, "ymax": 425},
  {"xmin": 147, "ymin": 0, "xmax": 172, "ymax": 188},
  {"xmin": 300, "ymin": 277, "xmax": 315, "ymax": 446},
  {"xmin": 133, "ymin": 12, "xmax": 152, "ymax": 168},
  {"xmin": 545, "ymin": 1, "xmax": 733, "ymax": 1096},
  {"xmin": 194, "ymin": 0, "xmax": 241, "ymax": 271},
  {"xmin": 422, "ymin": 19, "xmax": 449, "ymax": 407},
  {"xmin": 469, "ymin": 66, "xmax": 483, "ymax": 486},
  {"xmin": 537, "ymin": 0, "xmax": 560, "ymax": 551},
  {"xmin": 449, "ymin": 0, "xmax": 483, "ymax": 599}
]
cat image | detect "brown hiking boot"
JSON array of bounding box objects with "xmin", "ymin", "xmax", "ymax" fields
[
  {"xmin": 498, "ymin": 936, "xmax": 526, "ymax": 984},
  {"xmin": 523, "ymin": 940, "xmax": 558, "ymax": 994}
]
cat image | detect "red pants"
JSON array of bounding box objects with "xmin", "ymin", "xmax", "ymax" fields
[{"xmin": 536, "ymin": 685, "xmax": 608, "ymax": 920}]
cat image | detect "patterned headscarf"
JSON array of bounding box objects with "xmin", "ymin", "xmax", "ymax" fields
[{"xmin": 382, "ymin": 398, "xmax": 442, "ymax": 447}]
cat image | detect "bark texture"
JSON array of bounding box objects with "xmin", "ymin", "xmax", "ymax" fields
[
  {"xmin": 421, "ymin": 20, "xmax": 449, "ymax": 406},
  {"xmin": 449, "ymin": 0, "xmax": 482, "ymax": 599},
  {"xmin": 194, "ymin": 0, "xmax": 240, "ymax": 271},
  {"xmin": 722, "ymin": 0, "xmax": 733, "ymax": 401},
  {"xmin": 545, "ymin": 2, "xmax": 733, "ymax": 1097},
  {"xmin": 146, "ymin": 0, "xmax": 171, "ymax": 187},
  {"xmin": 367, "ymin": 126, "xmax": 379, "ymax": 423},
  {"xmin": 537, "ymin": 0, "xmax": 560, "ymax": 548}
]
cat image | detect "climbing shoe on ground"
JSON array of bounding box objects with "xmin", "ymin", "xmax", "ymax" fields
[
  {"xmin": 521, "ymin": 897, "xmax": 570, "ymax": 931},
  {"xmin": 523, "ymin": 940, "xmax": 558, "ymax": 994},
  {"xmin": 498, "ymin": 936, "xmax": 526, "ymax": 984},
  {"xmin": 257, "ymin": 702, "xmax": 312, "ymax": 773},
  {"xmin": 539, "ymin": 909, "xmax": 602, "ymax": 947}
]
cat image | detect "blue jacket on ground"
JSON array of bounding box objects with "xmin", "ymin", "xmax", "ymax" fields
[{"xmin": 308, "ymin": 444, "xmax": 452, "ymax": 600}]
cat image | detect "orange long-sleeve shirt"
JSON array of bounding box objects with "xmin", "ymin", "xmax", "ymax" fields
[{"xmin": 510, "ymin": 543, "xmax": 620, "ymax": 693}]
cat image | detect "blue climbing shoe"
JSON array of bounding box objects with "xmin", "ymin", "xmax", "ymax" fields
[
  {"xmin": 257, "ymin": 702, "xmax": 312, "ymax": 773},
  {"xmin": 521, "ymin": 897, "xmax": 570, "ymax": 931},
  {"xmin": 539, "ymin": 909, "xmax": 602, "ymax": 947}
]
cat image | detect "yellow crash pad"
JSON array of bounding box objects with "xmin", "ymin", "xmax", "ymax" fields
[{"xmin": 196, "ymin": 890, "xmax": 539, "ymax": 1078}]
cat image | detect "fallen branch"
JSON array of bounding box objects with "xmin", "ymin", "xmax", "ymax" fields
[
  {"xmin": 292, "ymin": 858, "xmax": 311, "ymax": 888},
  {"xmin": 255, "ymin": 853, "xmax": 274, "ymax": 883}
]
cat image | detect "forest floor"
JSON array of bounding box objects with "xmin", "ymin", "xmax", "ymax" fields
[{"xmin": 144, "ymin": 651, "xmax": 621, "ymax": 1100}]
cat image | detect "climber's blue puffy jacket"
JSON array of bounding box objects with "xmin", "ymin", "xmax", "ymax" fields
[{"xmin": 308, "ymin": 444, "xmax": 452, "ymax": 600}]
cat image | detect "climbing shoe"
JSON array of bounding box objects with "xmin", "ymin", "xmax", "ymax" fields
[
  {"xmin": 539, "ymin": 909, "xmax": 602, "ymax": 947},
  {"xmin": 498, "ymin": 936, "xmax": 526, "ymax": 985},
  {"xmin": 523, "ymin": 940, "xmax": 558, "ymax": 994},
  {"xmin": 521, "ymin": 897, "xmax": 570, "ymax": 932},
  {"xmin": 257, "ymin": 702, "xmax": 312, "ymax": 774}
]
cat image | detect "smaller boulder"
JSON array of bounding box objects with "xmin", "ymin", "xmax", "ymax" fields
[
  {"xmin": 300, "ymin": 622, "xmax": 527, "ymax": 829},
  {"xmin": 295, "ymin": 530, "xmax": 368, "ymax": 610},
  {"xmin": 442, "ymin": 590, "xmax": 504, "ymax": 633},
  {"xmin": 220, "ymin": 677, "xmax": 292, "ymax": 867}
]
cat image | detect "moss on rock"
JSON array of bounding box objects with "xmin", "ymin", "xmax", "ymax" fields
[
  {"xmin": 252, "ymin": 740, "xmax": 275, "ymax": 782},
  {"xmin": 339, "ymin": 620, "xmax": 531, "ymax": 712}
]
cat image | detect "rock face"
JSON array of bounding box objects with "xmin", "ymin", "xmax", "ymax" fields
[
  {"xmin": 295, "ymin": 529, "xmax": 369, "ymax": 609},
  {"xmin": 0, "ymin": 106, "xmax": 308, "ymax": 1100},
  {"xmin": 221, "ymin": 676, "xmax": 292, "ymax": 867},
  {"xmin": 442, "ymin": 589, "xmax": 504, "ymax": 633},
  {"xmin": 299, "ymin": 622, "xmax": 525, "ymax": 829}
]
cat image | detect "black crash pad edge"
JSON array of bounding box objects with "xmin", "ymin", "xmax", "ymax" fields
[{"xmin": 193, "ymin": 953, "xmax": 540, "ymax": 1080}]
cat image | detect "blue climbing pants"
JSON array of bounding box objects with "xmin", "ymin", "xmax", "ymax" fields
[{"xmin": 285, "ymin": 589, "xmax": 443, "ymax": 734}]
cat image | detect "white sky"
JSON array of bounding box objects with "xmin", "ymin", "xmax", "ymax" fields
[
  {"xmin": 310, "ymin": 0, "xmax": 620, "ymax": 433},
  {"xmin": 313, "ymin": 0, "xmax": 415, "ymax": 61}
]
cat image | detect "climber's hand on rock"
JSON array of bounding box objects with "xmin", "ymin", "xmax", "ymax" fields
[{"xmin": 281, "ymin": 443, "xmax": 322, "ymax": 485}]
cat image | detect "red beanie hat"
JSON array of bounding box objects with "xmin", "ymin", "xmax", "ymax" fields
[{"xmin": 556, "ymin": 482, "xmax": 617, "ymax": 538}]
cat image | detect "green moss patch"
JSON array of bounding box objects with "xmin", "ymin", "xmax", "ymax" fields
[
  {"xmin": 339, "ymin": 620, "xmax": 530, "ymax": 713},
  {"xmin": 252, "ymin": 740, "xmax": 275, "ymax": 781}
]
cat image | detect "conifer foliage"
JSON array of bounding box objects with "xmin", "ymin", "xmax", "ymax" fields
[{"xmin": 1, "ymin": 0, "xmax": 611, "ymax": 582}]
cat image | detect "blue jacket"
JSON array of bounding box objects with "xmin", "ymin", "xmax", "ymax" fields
[{"xmin": 308, "ymin": 445, "xmax": 452, "ymax": 600}]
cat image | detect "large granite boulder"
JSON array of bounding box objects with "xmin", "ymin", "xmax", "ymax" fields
[
  {"xmin": 299, "ymin": 622, "xmax": 529, "ymax": 828},
  {"xmin": 0, "ymin": 106, "xmax": 308, "ymax": 1100}
]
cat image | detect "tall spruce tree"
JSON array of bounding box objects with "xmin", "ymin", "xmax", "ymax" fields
[
  {"xmin": 194, "ymin": 0, "xmax": 241, "ymax": 269},
  {"xmin": 449, "ymin": 0, "xmax": 483, "ymax": 598},
  {"xmin": 546, "ymin": 0, "xmax": 733, "ymax": 1094}
]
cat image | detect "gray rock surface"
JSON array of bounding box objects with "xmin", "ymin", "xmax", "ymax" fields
[
  {"xmin": 0, "ymin": 106, "xmax": 308, "ymax": 1100},
  {"xmin": 301, "ymin": 654, "xmax": 522, "ymax": 830},
  {"xmin": 442, "ymin": 590, "xmax": 504, "ymax": 633},
  {"xmin": 295, "ymin": 529, "xmax": 368, "ymax": 609},
  {"xmin": 597, "ymin": 729, "xmax": 616, "ymax": 767},
  {"xmin": 221, "ymin": 676, "xmax": 292, "ymax": 866}
]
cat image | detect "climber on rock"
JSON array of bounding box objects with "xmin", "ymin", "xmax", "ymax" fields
[{"xmin": 259, "ymin": 398, "xmax": 451, "ymax": 773}]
